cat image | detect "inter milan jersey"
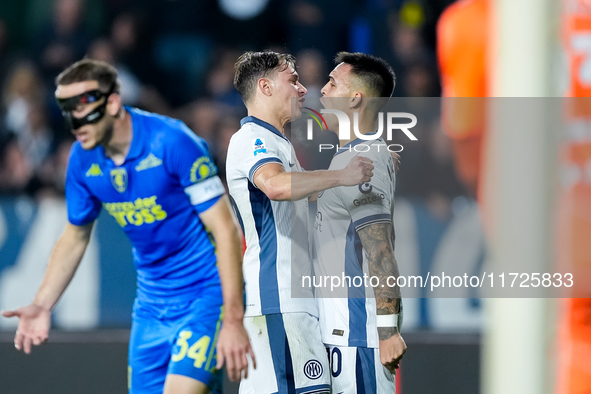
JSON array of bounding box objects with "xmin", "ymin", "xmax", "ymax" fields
[
  {"xmin": 314, "ymin": 136, "xmax": 397, "ymax": 348},
  {"xmin": 225, "ymin": 116, "xmax": 317, "ymax": 317},
  {"xmin": 66, "ymin": 107, "xmax": 225, "ymax": 304}
]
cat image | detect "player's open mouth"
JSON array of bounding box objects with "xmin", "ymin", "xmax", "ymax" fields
[{"xmin": 75, "ymin": 133, "xmax": 88, "ymax": 143}]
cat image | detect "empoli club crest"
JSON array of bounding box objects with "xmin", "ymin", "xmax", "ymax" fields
[{"xmin": 110, "ymin": 168, "xmax": 128, "ymax": 193}]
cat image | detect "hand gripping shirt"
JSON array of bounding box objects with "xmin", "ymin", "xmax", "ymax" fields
[{"xmin": 66, "ymin": 107, "xmax": 226, "ymax": 304}]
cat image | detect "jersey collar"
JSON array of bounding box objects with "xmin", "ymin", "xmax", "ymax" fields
[
  {"xmin": 241, "ymin": 116, "xmax": 289, "ymax": 141},
  {"xmin": 334, "ymin": 131, "xmax": 379, "ymax": 157}
]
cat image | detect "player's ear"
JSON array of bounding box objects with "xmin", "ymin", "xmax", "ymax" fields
[
  {"xmin": 258, "ymin": 78, "xmax": 273, "ymax": 97},
  {"xmin": 349, "ymin": 93, "xmax": 362, "ymax": 110},
  {"xmin": 107, "ymin": 93, "xmax": 122, "ymax": 116}
]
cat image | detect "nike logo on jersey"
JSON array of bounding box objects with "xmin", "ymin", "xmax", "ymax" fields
[
  {"xmin": 289, "ymin": 162, "xmax": 296, "ymax": 167},
  {"xmin": 135, "ymin": 153, "xmax": 162, "ymax": 171}
]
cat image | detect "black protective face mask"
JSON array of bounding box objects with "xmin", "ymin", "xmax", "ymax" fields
[{"xmin": 56, "ymin": 84, "xmax": 115, "ymax": 130}]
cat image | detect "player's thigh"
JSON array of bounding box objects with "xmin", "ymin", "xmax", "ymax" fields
[
  {"xmin": 240, "ymin": 313, "xmax": 330, "ymax": 394},
  {"xmin": 128, "ymin": 311, "xmax": 172, "ymax": 394},
  {"xmin": 327, "ymin": 346, "xmax": 396, "ymax": 394},
  {"xmin": 167, "ymin": 297, "xmax": 224, "ymax": 394}
]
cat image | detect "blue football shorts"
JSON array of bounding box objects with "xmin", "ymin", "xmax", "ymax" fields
[{"xmin": 128, "ymin": 287, "xmax": 224, "ymax": 394}]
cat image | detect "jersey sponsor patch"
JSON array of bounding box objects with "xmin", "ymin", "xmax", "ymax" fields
[
  {"xmin": 253, "ymin": 138, "xmax": 267, "ymax": 156},
  {"xmin": 358, "ymin": 183, "xmax": 373, "ymax": 194},
  {"xmin": 332, "ymin": 329, "xmax": 345, "ymax": 336},
  {"xmin": 353, "ymin": 193, "xmax": 386, "ymax": 207},
  {"xmin": 85, "ymin": 163, "xmax": 103, "ymax": 177},
  {"xmin": 304, "ymin": 359, "xmax": 324, "ymax": 380},
  {"xmin": 103, "ymin": 196, "xmax": 168, "ymax": 227},
  {"xmin": 190, "ymin": 156, "xmax": 216, "ymax": 183},
  {"xmin": 110, "ymin": 168, "xmax": 128, "ymax": 192},
  {"xmin": 135, "ymin": 153, "xmax": 163, "ymax": 172}
]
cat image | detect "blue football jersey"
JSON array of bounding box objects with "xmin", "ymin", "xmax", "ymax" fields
[{"xmin": 66, "ymin": 107, "xmax": 225, "ymax": 303}]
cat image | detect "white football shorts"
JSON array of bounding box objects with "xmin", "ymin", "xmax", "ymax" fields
[
  {"xmin": 326, "ymin": 345, "xmax": 396, "ymax": 394},
  {"xmin": 239, "ymin": 313, "xmax": 330, "ymax": 394}
]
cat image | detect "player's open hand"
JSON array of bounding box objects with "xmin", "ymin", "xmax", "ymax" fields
[
  {"xmin": 2, "ymin": 304, "xmax": 51, "ymax": 354},
  {"xmin": 216, "ymin": 318, "xmax": 256, "ymax": 382},
  {"xmin": 379, "ymin": 333, "xmax": 407, "ymax": 373},
  {"xmin": 341, "ymin": 156, "xmax": 374, "ymax": 186}
]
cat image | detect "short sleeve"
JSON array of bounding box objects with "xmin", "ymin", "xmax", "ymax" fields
[
  {"xmin": 168, "ymin": 123, "xmax": 225, "ymax": 207},
  {"xmin": 228, "ymin": 127, "xmax": 285, "ymax": 185},
  {"xmin": 65, "ymin": 155, "xmax": 102, "ymax": 226}
]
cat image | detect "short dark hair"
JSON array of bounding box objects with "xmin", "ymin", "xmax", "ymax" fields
[
  {"xmin": 55, "ymin": 59, "xmax": 120, "ymax": 93},
  {"xmin": 234, "ymin": 51, "xmax": 296, "ymax": 104},
  {"xmin": 334, "ymin": 52, "xmax": 395, "ymax": 97}
]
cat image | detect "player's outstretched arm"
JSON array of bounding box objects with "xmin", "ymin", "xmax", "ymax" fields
[
  {"xmin": 1, "ymin": 222, "xmax": 94, "ymax": 354},
  {"xmin": 357, "ymin": 223, "xmax": 407, "ymax": 372},
  {"xmin": 198, "ymin": 196, "xmax": 255, "ymax": 382},
  {"xmin": 253, "ymin": 156, "xmax": 374, "ymax": 201}
]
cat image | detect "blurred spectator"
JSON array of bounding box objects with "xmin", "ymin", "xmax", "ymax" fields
[
  {"xmin": 205, "ymin": 49, "xmax": 244, "ymax": 110},
  {"xmin": 404, "ymin": 60, "xmax": 439, "ymax": 97},
  {"xmin": 296, "ymin": 49, "xmax": 326, "ymax": 97},
  {"xmin": 87, "ymin": 37, "xmax": 171, "ymax": 115},
  {"xmin": 2, "ymin": 61, "xmax": 45, "ymax": 137},
  {"xmin": 397, "ymin": 117, "xmax": 464, "ymax": 206},
  {"xmin": 392, "ymin": 23, "xmax": 427, "ymax": 65},
  {"xmin": 0, "ymin": 134, "xmax": 33, "ymax": 194},
  {"xmin": 25, "ymin": 0, "xmax": 105, "ymax": 43},
  {"xmin": 109, "ymin": 11, "xmax": 157, "ymax": 88},
  {"xmin": 183, "ymin": 99, "xmax": 220, "ymax": 151},
  {"xmin": 33, "ymin": 0, "xmax": 92, "ymax": 83},
  {"xmin": 213, "ymin": 115, "xmax": 240, "ymax": 186},
  {"xmin": 149, "ymin": 0, "xmax": 220, "ymax": 103},
  {"xmin": 88, "ymin": 38, "xmax": 141, "ymax": 105},
  {"xmin": 287, "ymin": 0, "xmax": 348, "ymax": 58},
  {"xmin": 36, "ymin": 138, "xmax": 74, "ymax": 197},
  {"xmin": 380, "ymin": 17, "xmax": 440, "ymax": 97},
  {"xmin": 0, "ymin": 19, "xmax": 17, "ymax": 96},
  {"xmin": 18, "ymin": 103, "xmax": 54, "ymax": 171}
]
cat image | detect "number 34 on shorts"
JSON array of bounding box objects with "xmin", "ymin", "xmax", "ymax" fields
[{"xmin": 172, "ymin": 330, "xmax": 217, "ymax": 372}]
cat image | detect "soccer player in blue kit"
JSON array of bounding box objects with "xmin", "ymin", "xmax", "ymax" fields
[{"xmin": 1, "ymin": 59, "xmax": 254, "ymax": 394}]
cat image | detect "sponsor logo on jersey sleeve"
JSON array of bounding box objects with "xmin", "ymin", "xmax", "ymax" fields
[
  {"xmin": 253, "ymin": 138, "xmax": 267, "ymax": 156},
  {"xmin": 135, "ymin": 153, "xmax": 163, "ymax": 171},
  {"xmin": 190, "ymin": 156, "xmax": 216, "ymax": 183},
  {"xmin": 85, "ymin": 163, "xmax": 103, "ymax": 177},
  {"xmin": 110, "ymin": 168, "xmax": 128, "ymax": 192}
]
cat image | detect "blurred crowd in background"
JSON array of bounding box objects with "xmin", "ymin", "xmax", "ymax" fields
[{"xmin": 0, "ymin": 0, "xmax": 465, "ymax": 220}]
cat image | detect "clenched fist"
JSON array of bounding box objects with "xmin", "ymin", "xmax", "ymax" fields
[{"xmin": 340, "ymin": 156, "xmax": 374, "ymax": 186}]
